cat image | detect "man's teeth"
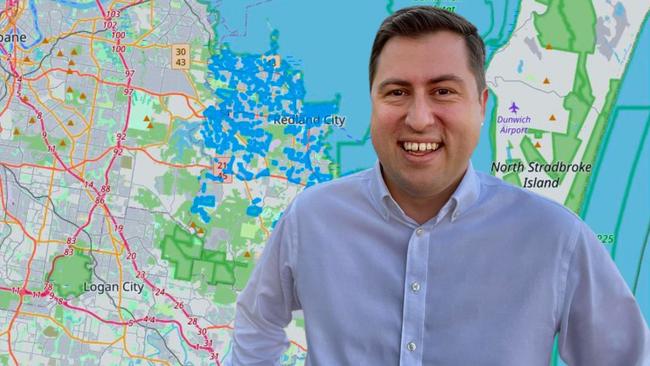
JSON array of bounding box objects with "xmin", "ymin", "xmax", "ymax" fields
[{"xmin": 403, "ymin": 142, "xmax": 440, "ymax": 152}]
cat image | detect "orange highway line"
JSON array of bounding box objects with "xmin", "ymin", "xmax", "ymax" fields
[
  {"xmin": 0, "ymin": 76, "xmax": 16, "ymax": 119},
  {"xmin": 24, "ymin": 68, "xmax": 205, "ymax": 117},
  {"xmin": 123, "ymin": 146, "xmax": 212, "ymax": 170},
  {"xmin": 291, "ymin": 340, "xmax": 308, "ymax": 353},
  {"xmin": 0, "ymin": 46, "xmax": 40, "ymax": 364},
  {"xmin": 83, "ymin": 18, "xmax": 102, "ymax": 180},
  {"xmin": 1, "ymin": 149, "xmax": 302, "ymax": 187},
  {"xmin": 20, "ymin": 311, "xmax": 123, "ymax": 346},
  {"xmin": 0, "ymin": 159, "xmax": 52, "ymax": 366},
  {"xmin": 0, "ymin": 4, "xmax": 25, "ymax": 31},
  {"xmin": 39, "ymin": 239, "xmax": 118, "ymax": 256},
  {"xmin": 41, "ymin": 72, "xmax": 91, "ymax": 132},
  {"xmin": 77, "ymin": 20, "xmax": 102, "ymax": 177},
  {"xmin": 129, "ymin": 0, "xmax": 155, "ymax": 45},
  {"xmin": 205, "ymin": 324, "xmax": 233, "ymax": 330},
  {"xmin": 270, "ymin": 174, "xmax": 306, "ymax": 186},
  {"xmin": 26, "ymin": 83, "xmax": 76, "ymax": 141},
  {"xmin": 0, "ymin": 162, "xmax": 58, "ymax": 170},
  {"xmin": 202, "ymin": 323, "xmax": 307, "ymax": 352}
]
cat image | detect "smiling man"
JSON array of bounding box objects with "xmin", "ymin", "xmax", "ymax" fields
[
  {"xmin": 231, "ymin": 6, "xmax": 649, "ymax": 366},
  {"xmin": 369, "ymin": 29, "xmax": 487, "ymax": 224}
]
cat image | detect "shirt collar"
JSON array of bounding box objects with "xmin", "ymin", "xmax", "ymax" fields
[{"xmin": 368, "ymin": 160, "xmax": 481, "ymax": 224}]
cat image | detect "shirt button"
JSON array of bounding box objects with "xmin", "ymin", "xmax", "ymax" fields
[
  {"xmin": 407, "ymin": 342, "xmax": 417, "ymax": 351},
  {"xmin": 415, "ymin": 228, "xmax": 424, "ymax": 236},
  {"xmin": 410, "ymin": 282, "xmax": 421, "ymax": 293}
]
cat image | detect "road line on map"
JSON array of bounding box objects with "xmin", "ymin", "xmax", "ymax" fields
[{"xmin": 0, "ymin": 1, "xmax": 222, "ymax": 363}]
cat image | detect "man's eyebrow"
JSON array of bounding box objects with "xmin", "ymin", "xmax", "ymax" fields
[
  {"xmin": 377, "ymin": 78, "xmax": 410, "ymax": 90},
  {"xmin": 377, "ymin": 74, "xmax": 465, "ymax": 90},
  {"xmin": 428, "ymin": 74, "xmax": 465, "ymax": 85}
]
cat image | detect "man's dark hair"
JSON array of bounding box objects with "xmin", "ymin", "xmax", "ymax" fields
[{"xmin": 369, "ymin": 6, "xmax": 486, "ymax": 94}]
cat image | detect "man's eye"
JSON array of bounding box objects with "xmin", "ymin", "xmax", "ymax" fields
[
  {"xmin": 388, "ymin": 89, "xmax": 405, "ymax": 96},
  {"xmin": 435, "ymin": 88, "xmax": 453, "ymax": 96}
]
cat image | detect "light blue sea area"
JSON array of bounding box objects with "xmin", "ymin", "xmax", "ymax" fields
[
  {"xmin": 215, "ymin": 0, "xmax": 384, "ymax": 172},
  {"xmin": 581, "ymin": 12, "xmax": 650, "ymax": 321},
  {"xmin": 549, "ymin": 8, "xmax": 650, "ymax": 366},
  {"xmin": 216, "ymin": 0, "xmax": 519, "ymax": 175}
]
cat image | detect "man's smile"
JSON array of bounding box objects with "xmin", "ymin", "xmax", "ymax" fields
[{"xmin": 399, "ymin": 140, "xmax": 444, "ymax": 157}]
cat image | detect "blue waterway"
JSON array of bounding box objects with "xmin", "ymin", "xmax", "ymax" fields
[
  {"xmin": 614, "ymin": 2, "xmax": 625, "ymax": 17},
  {"xmin": 169, "ymin": 121, "xmax": 202, "ymax": 161},
  {"xmin": 581, "ymin": 13, "xmax": 650, "ymax": 324},
  {"xmin": 21, "ymin": 0, "xmax": 43, "ymax": 50}
]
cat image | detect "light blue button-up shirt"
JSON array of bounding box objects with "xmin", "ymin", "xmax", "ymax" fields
[{"xmin": 231, "ymin": 162, "xmax": 649, "ymax": 365}]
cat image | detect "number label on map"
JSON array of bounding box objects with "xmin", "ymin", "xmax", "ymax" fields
[
  {"xmin": 106, "ymin": 10, "xmax": 121, "ymax": 18},
  {"xmin": 213, "ymin": 156, "xmax": 233, "ymax": 184},
  {"xmin": 597, "ymin": 234, "xmax": 615, "ymax": 244},
  {"xmin": 171, "ymin": 44, "xmax": 190, "ymax": 70}
]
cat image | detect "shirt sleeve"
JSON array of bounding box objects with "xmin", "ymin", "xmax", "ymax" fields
[
  {"xmin": 230, "ymin": 203, "xmax": 301, "ymax": 366},
  {"xmin": 558, "ymin": 222, "xmax": 650, "ymax": 366}
]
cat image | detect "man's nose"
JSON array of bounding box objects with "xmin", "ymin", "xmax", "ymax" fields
[{"xmin": 404, "ymin": 93, "xmax": 436, "ymax": 131}]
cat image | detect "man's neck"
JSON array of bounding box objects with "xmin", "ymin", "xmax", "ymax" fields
[
  {"xmin": 381, "ymin": 167, "xmax": 466, "ymax": 225},
  {"xmin": 391, "ymin": 184, "xmax": 458, "ymax": 224}
]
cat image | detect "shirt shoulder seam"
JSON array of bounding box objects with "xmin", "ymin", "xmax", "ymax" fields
[{"xmin": 555, "ymin": 219, "xmax": 583, "ymax": 328}]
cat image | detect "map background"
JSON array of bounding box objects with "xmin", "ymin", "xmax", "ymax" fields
[
  {"xmin": 217, "ymin": 1, "xmax": 649, "ymax": 364},
  {"xmin": 0, "ymin": 0, "xmax": 646, "ymax": 365}
]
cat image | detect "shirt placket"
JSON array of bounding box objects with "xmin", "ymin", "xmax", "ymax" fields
[{"xmin": 399, "ymin": 226, "xmax": 430, "ymax": 365}]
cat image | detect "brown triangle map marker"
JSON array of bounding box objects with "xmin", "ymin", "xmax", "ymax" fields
[
  {"xmin": 79, "ymin": 93, "xmax": 86, "ymax": 100},
  {"xmin": 23, "ymin": 56, "xmax": 31, "ymax": 63},
  {"xmin": 13, "ymin": 128, "xmax": 20, "ymax": 136},
  {"xmin": 67, "ymin": 120, "xmax": 74, "ymax": 126},
  {"xmin": 549, "ymin": 114, "xmax": 556, "ymax": 121},
  {"xmin": 244, "ymin": 251, "xmax": 251, "ymax": 258},
  {"xmin": 197, "ymin": 227, "xmax": 204, "ymax": 234},
  {"xmin": 545, "ymin": 43, "xmax": 552, "ymax": 50},
  {"xmin": 57, "ymin": 50, "xmax": 63, "ymax": 57},
  {"xmin": 43, "ymin": 38, "xmax": 49, "ymax": 44},
  {"xmin": 59, "ymin": 140, "xmax": 66, "ymax": 147},
  {"xmin": 66, "ymin": 69, "xmax": 73, "ymax": 74},
  {"xmin": 534, "ymin": 142, "xmax": 542, "ymax": 148},
  {"xmin": 68, "ymin": 60, "xmax": 75, "ymax": 66},
  {"xmin": 190, "ymin": 221, "xmax": 196, "ymax": 228},
  {"xmin": 66, "ymin": 86, "xmax": 73, "ymax": 93},
  {"xmin": 144, "ymin": 115, "xmax": 150, "ymax": 122},
  {"xmin": 543, "ymin": 77, "xmax": 550, "ymax": 85},
  {"xmin": 147, "ymin": 122, "xmax": 153, "ymax": 129},
  {"xmin": 29, "ymin": 117, "xmax": 35, "ymax": 124},
  {"xmin": 71, "ymin": 49, "xmax": 78, "ymax": 56}
]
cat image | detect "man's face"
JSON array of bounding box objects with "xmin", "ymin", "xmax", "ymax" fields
[{"xmin": 370, "ymin": 31, "xmax": 487, "ymax": 203}]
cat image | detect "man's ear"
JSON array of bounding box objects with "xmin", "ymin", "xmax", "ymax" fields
[{"xmin": 479, "ymin": 88, "xmax": 488, "ymax": 117}]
